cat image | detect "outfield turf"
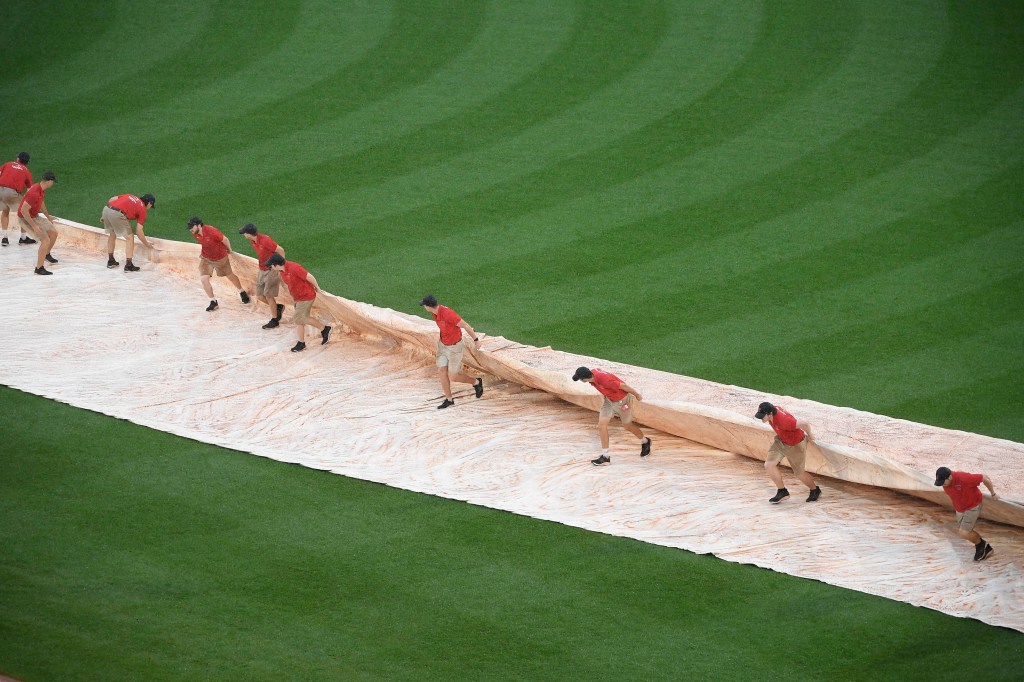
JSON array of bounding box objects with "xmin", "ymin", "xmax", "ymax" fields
[{"xmin": 2, "ymin": 0, "xmax": 1023, "ymax": 679}]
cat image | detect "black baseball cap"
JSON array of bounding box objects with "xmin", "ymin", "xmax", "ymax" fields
[
  {"xmin": 41, "ymin": 170, "xmax": 56, "ymax": 182},
  {"xmin": 239, "ymin": 223, "xmax": 258, "ymax": 236},
  {"xmin": 17, "ymin": 152, "xmax": 29, "ymax": 164},
  {"xmin": 264, "ymin": 253, "xmax": 285, "ymax": 268},
  {"xmin": 754, "ymin": 402, "xmax": 775, "ymax": 419},
  {"xmin": 572, "ymin": 367, "xmax": 593, "ymax": 381},
  {"xmin": 419, "ymin": 294, "xmax": 438, "ymax": 307},
  {"xmin": 187, "ymin": 216, "xmax": 203, "ymax": 229},
  {"xmin": 140, "ymin": 193, "xmax": 156, "ymax": 207},
  {"xmin": 934, "ymin": 467, "xmax": 952, "ymax": 486}
]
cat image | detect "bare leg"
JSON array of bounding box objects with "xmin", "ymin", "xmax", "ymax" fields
[
  {"xmin": 200, "ymin": 274, "xmax": 215, "ymax": 299},
  {"xmin": 449, "ymin": 371, "xmax": 477, "ymax": 385},
  {"xmin": 125, "ymin": 233, "xmax": 135, "ymax": 260},
  {"xmin": 765, "ymin": 460, "xmax": 785, "ymax": 489},
  {"xmin": 598, "ymin": 418, "xmax": 611, "ymax": 449},
  {"xmin": 1, "ymin": 207, "xmax": 8, "ymax": 238},
  {"xmin": 438, "ymin": 367, "xmax": 453, "ymax": 398},
  {"xmin": 295, "ymin": 323, "xmax": 306, "ymax": 342},
  {"xmin": 958, "ymin": 528, "xmax": 982, "ymax": 545},
  {"xmin": 106, "ymin": 231, "xmax": 117, "ymax": 257},
  {"xmin": 47, "ymin": 228, "xmax": 58, "ymax": 257},
  {"xmin": 623, "ymin": 422, "xmax": 645, "ymax": 440},
  {"xmin": 797, "ymin": 471, "xmax": 817, "ymax": 490},
  {"xmin": 226, "ymin": 273, "xmax": 244, "ymax": 290},
  {"xmin": 267, "ymin": 295, "xmax": 279, "ymax": 315}
]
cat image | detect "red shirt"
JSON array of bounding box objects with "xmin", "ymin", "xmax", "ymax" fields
[
  {"xmin": 108, "ymin": 194, "xmax": 148, "ymax": 224},
  {"xmin": 250, "ymin": 234, "xmax": 279, "ymax": 271},
  {"xmin": 0, "ymin": 161, "xmax": 32, "ymax": 192},
  {"xmin": 589, "ymin": 369, "xmax": 628, "ymax": 401},
  {"xmin": 280, "ymin": 261, "xmax": 316, "ymax": 301},
  {"xmin": 770, "ymin": 407, "xmax": 805, "ymax": 446},
  {"xmin": 942, "ymin": 472, "xmax": 984, "ymax": 512},
  {"xmin": 433, "ymin": 305, "xmax": 463, "ymax": 346},
  {"xmin": 193, "ymin": 225, "xmax": 229, "ymax": 261},
  {"xmin": 18, "ymin": 183, "xmax": 46, "ymax": 218}
]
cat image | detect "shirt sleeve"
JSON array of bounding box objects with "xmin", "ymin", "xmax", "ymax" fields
[
  {"xmin": 775, "ymin": 410, "xmax": 797, "ymax": 430},
  {"xmin": 441, "ymin": 307, "xmax": 462, "ymax": 326},
  {"xmin": 957, "ymin": 472, "xmax": 984, "ymax": 486},
  {"xmin": 137, "ymin": 206, "xmax": 147, "ymax": 225}
]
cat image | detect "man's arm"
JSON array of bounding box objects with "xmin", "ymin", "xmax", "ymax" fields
[
  {"xmin": 457, "ymin": 319, "xmax": 481, "ymax": 348},
  {"xmin": 40, "ymin": 199, "xmax": 54, "ymax": 224},
  {"xmin": 135, "ymin": 222, "xmax": 154, "ymax": 248},
  {"xmin": 796, "ymin": 419, "xmax": 815, "ymax": 440},
  {"xmin": 221, "ymin": 236, "xmax": 232, "ymax": 253},
  {"xmin": 981, "ymin": 475, "xmax": 998, "ymax": 499},
  {"xmin": 305, "ymin": 273, "xmax": 320, "ymax": 292},
  {"xmin": 619, "ymin": 382, "xmax": 644, "ymax": 401},
  {"xmin": 275, "ymin": 245, "xmax": 285, "ymax": 257},
  {"xmin": 18, "ymin": 203, "xmax": 39, "ymax": 232}
]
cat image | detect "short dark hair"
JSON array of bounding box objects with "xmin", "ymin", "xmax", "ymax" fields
[
  {"xmin": 265, "ymin": 253, "xmax": 285, "ymax": 267},
  {"xmin": 140, "ymin": 193, "xmax": 156, "ymax": 207},
  {"xmin": 187, "ymin": 216, "xmax": 203, "ymax": 229},
  {"xmin": 572, "ymin": 367, "xmax": 594, "ymax": 381},
  {"xmin": 239, "ymin": 223, "xmax": 258, "ymax": 236},
  {"xmin": 419, "ymin": 294, "xmax": 438, "ymax": 308},
  {"xmin": 41, "ymin": 170, "xmax": 56, "ymax": 182},
  {"xmin": 17, "ymin": 152, "xmax": 29, "ymax": 164}
]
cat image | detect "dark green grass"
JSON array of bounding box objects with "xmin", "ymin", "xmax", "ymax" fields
[
  {"xmin": 2, "ymin": 0, "xmax": 1023, "ymax": 679},
  {"xmin": 2, "ymin": 388, "xmax": 1022, "ymax": 682}
]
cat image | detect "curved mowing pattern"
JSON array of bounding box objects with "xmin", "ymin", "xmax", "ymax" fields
[{"xmin": 6, "ymin": 0, "xmax": 1014, "ymax": 440}]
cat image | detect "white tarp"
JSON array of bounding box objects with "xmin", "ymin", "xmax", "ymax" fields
[{"xmin": 2, "ymin": 219, "xmax": 1022, "ymax": 631}]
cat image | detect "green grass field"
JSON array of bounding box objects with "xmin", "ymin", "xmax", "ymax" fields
[{"xmin": 2, "ymin": 1, "xmax": 1023, "ymax": 679}]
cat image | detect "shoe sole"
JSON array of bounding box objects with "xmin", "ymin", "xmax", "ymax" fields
[
  {"xmin": 770, "ymin": 496, "xmax": 789, "ymax": 504},
  {"xmin": 591, "ymin": 460, "xmax": 611, "ymax": 466},
  {"xmin": 978, "ymin": 546, "xmax": 994, "ymax": 561}
]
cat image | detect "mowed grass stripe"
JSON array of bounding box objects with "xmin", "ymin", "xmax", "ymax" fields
[
  {"xmin": 257, "ymin": 0, "xmax": 764, "ymax": 269},
  {"xmin": 149, "ymin": 0, "xmax": 669, "ymax": 227},
  {"xmin": 16, "ymin": 1, "xmax": 304, "ymax": 132},
  {"xmin": 2, "ymin": 388, "xmax": 1023, "ymax": 682},
  {"xmin": 28, "ymin": 0, "xmax": 395, "ymax": 163},
  {"xmin": 311, "ymin": 0, "xmax": 863, "ymax": 277},
  {"xmin": 58, "ymin": 0, "xmax": 560, "ymax": 223},
  {"xmin": 335, "ymin": 0, "xmax": 948, "ymax": 312}
]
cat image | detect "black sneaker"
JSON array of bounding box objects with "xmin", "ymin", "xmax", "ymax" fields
[
  {"xmin": 474, "ymin": 377, "xmax": 484, "ymax": 398},
  {"xmin": 44, "ymin": 254, "xmax": 58, "ymax": 264},
  {"xmin": 262, "ymin": 318, "xmax": 280, "ymax": 329},
  {"xmin": 321, "ymin": 325, "xmax": 332, "ymax": 345},
  {"xmin": 640, "ymin": 437, "xmax": 651, "ymax": 458},
  {"xmin": 437, "ymin": 398, "xmax": 455, "ymax": 409},
  {"xmin": 291, "ymin": 341, "xmax": 307, "ymax": 353},
  {"xmin": 978, "ymin": 543, "xmax": 994, "ymax": 561},
  {"xmin": 1, "ymin": 237, "xmax": 8, "ymax": 246},
  {"xmin": 107, "ymin": 257, "xmax": 119, "ymax": 269},
  {"xmin": 769, "ymin": 488, "xmax": 790, "ymax": 504},
  {"xmin": 806, "ymin": 487, "xmax": 821, "ymax": 502},
  {"xmin": 591, "ymin": 454, "xmax": 611, "ymax": 466},
  {"xmin": 240, "ymin": 291, "xmax": 251, "ymax": 304},
  {"xmin": 973, "ymin": 541, "xmax": 988, "ymax": 561},
  {"xmin": 124, "ymin": 262, "xmax": 140, "ymax": 272},
  {"xmin": 34, "ymin": 266, "xmax": 52, "ymax": 275},
  {"xmin": 206, "ymin": 300, "xmax": 219, "ymax": 312},
  {"xmin": 20, "ymin": 236, "xmax": 37, "ymax": 245},
  {"xmin": 276, "ymin": 303, "xmax": 284, "ymax": 319}
]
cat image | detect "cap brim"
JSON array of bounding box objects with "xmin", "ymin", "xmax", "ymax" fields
[{"xmin": 754, "ymin": 411, "xmax": 768, "ymax": 419}]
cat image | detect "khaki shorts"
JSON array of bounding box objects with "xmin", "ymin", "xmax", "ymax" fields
[
  {"xmin": 0, "ymin": 187, "xmax": 20, "ymax": 210},
  {"xmin": 766, "ymin": 436, "xmax": 809, "ymax": 475},
  {"xmin": 256, "ymin": 268, "xmax": 281, "ymax": 297},
  {"xmin": 19, "ymin": 214, "xmax": 56, "ymax": 239},
  {"xmin": 199, "ymin": 256, "xmax": 233, "ymax": 277},
  {"xmin": 599, "ymin": 394, "xmax": 635, "ymax": 424},
  {"xmin": 956, "ymin": 503, "xmax": 982, "ymax": 532},
  {"xmin": 101, "ymin": 205, "xmax": 131, "ymax": 237},
  {"xmin": 293, "ymin": 298, "xmax": 315, "ymax": 325},
  {"xmin": 436, "ymin": 340, "xmax": 466, "ymax": 375}
]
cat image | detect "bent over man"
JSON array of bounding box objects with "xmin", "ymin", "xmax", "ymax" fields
[
  {"xmin": 239, "ymin": 223, "xmax": 285, "ymax": 328},
  {"xmin": 265, "ymin": 254, "xmax": 331, "ymax": 352},
  {"xmin": 102, "ymin": 193, "xmax": 155, "ymax": 271},
  {"xmin": 0, "ymin": 152, "xmax": 33, "ymax": 246},
  {"xmin": 188, "ymin": 216, "xmax": 249, "ymax": 311},
  {"xmin": 18, "ymin": 171, "xmax": 58, "ymax": 275},
  {"xmin": 419, "ymin": 294, "xmax": 483, "ymax": 409},
  {"xmin": 755, "ymin": 402, "xmax": 821, "ymax": 503},
  {"xmin": 572, "ymin": 366, "xmax": 651, "ymax": 466},
  {"xmin": 934, "ymin": 467, "xmax": 997, "ymax": 562}
]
